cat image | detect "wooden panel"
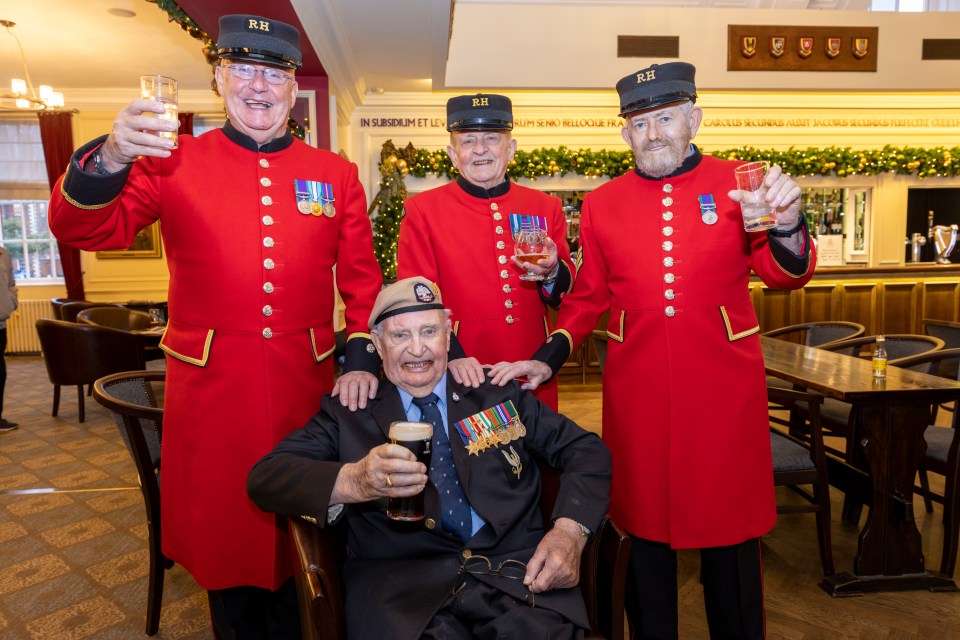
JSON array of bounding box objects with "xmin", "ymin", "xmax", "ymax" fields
[
  {"xmin": 839, "ymin": 283, "xmax": 879, "ymax": 334},
  {"xmin": 799, "ymin": 284, "xmax": 839, "ymax": 324},
  {"xmin": 880, "ymin": 282, "xmax": 920, "ymax": 334},
  {"xmin": 758, "ymin": 288, "xmax": 793, "ymax": 333},
  {"xmin": 922, "ymin": 282, "xmax": 960, "ymax": 322}
]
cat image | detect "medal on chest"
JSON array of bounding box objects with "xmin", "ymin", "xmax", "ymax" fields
[
  {"xmin": 509, "ymin": 213, "xmax": 548, "ymax": 239},
  {"xmin": 294, "ymin": 179, "xmax": 336, "ymax": 217},
  {"xmin": 698, "ymin": 194, "xmax": 718, "ymax": 225},
  {"xmin": 453, "ymin": 400, "xmax": 526, "ymax": 456}
]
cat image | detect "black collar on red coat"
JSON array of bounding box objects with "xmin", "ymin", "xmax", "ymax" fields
[
  {"xmin": 456, "ymin": 175, "xmax": 511, "ymax": 199},
  {"xmin": 633, "ymin": 144, "xmax": 703, "ymax": 181},
  {"xmin": 221, "ymin": 120, "xmax": 295, "ymax": 153}
]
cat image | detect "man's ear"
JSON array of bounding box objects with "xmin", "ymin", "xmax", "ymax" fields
[{"xmin": 370, "ymin": 331, "xmax": 385, "ymax": 358}]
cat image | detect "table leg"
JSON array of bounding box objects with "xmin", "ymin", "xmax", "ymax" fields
[{"xmin": 820, "ymin": 400, "xmax": 958, "ymax": 596}]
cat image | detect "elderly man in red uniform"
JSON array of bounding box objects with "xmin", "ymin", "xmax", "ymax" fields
[
  {"xmin": 491, "ymin": 62, "xmax": 815, "ymax": 639},
  {"xmin": 48, "ymin": 14, "xmax": 382, "ymax": 638},
  {"xmin": 398, "ymin": 94, "xmax": 574, "ymax": 410}
]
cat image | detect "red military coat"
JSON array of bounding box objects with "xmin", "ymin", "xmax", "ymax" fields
[
  {"xmin": 49, "ymin": 125, "xmax": 382, "ymax": 590},
  {"xmin": 399, "ymin": 179, "xmax": 573, "ymax": 409},
  {"xmin": 536, "ymin": 151, "xmax": 815, "ymax": 548}
]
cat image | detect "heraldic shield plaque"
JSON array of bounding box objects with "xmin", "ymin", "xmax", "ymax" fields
[{"xmin": 727, "ymin": 25, "xmax": 878, "ymax": 72}]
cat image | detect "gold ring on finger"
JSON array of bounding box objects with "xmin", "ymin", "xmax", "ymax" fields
[{"xmin": 385, "ymin": 473, "xmax": 393, "ymax": 487}]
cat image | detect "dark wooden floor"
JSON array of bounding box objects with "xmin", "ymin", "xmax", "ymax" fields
[{"xmin": 558, "ymin": 383, "xmax": 960, "ymax": 640}]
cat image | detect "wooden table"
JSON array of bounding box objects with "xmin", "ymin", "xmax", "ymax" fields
[{"xmin": 761, "ymin": 336, "xmax": 959, "ymax": 595}]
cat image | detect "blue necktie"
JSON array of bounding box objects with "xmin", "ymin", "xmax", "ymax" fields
[{"xmin": 413, "ymin": 393, "xmax": 472, "ymax": 542}]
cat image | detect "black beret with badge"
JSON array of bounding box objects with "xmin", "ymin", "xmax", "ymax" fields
[
  {"xmin": 446, "ymin": 94, "xmax": 514, "ymax": 132},
  {"xmin": 616, "ymin": 61, "xmax": 697, "ymax": 117},
  {"xmin": 217, "ymin": 14, "xmax": 302, "ymax": 70},
  {"xmin": 369, "ymin": 276, "xmax": 445, "ymax": 328}
]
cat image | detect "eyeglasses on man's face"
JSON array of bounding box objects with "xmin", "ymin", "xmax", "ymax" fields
[
  {"xmin": 457, "ymin": 555, "xmax": 535, "ymax": 607},
  {"xmin": 225, "ymin": 63, "xmax": 293, "ymax": 86}
]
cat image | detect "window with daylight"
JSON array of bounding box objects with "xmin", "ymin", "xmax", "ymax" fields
[{"xmin": 0, "ymin": 116, "xmax": 63, "ymax": 281}]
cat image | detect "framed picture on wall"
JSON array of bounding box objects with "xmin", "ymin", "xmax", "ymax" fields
[{"xmin": 96, "ymin": 222, "xmax": 162, "ymax": 259}]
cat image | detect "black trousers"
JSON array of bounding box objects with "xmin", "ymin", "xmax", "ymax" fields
[
  {"xmin": 0, "ymin": 327, "xmax": 7, "ymax": 417},
  {"xmin": 207, "ymin": 578, "xmax": 301, "ymax": 640},
  {"xmin": 422, "ymin": 575, "xmax": 582, "ymax": 640},
  {"xmin": 626, "ymin": 536, "xmax": 765, "ymax": 640}
]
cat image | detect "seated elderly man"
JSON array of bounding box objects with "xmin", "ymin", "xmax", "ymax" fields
[{"xmin": 247, "ymin": 276, "xmax": 611, "ymax": 640}]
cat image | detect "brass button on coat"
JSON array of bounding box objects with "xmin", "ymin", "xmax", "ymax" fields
[
  {"xmin": 262, "ymin": 215, "xmax": 274, "ymax": 226},
  {"xmin": 262, "ymin": 327, "xmax": 273, "ymax": 338},
  {"xmin": 259, "ymin": 159, "xmax": 269, "ymax": 168}
]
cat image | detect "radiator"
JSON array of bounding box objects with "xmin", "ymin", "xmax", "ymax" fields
[{"xmin": 6, "ymin": 300, "xmax": 54, "ymax": 354}]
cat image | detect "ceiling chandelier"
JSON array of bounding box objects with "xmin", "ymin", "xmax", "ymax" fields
[{"xmin": 1, "ymin": 19, "xmax": 65, "ymax": 111}]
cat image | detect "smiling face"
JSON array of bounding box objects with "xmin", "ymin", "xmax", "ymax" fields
[
  {"xmin": 620, "ymin": 101, "xmax": 702, "ymax": 178},
  {"xmin": 447, "ymin": 130, "xmax": 517, "ymax": 190},
  {"xmin": 372, "ymin": 309, "xmax": 451, "ymax": 397},
  {"xmin": 215, "ymin": 62, "xmax": 298, "ymax": 145}
]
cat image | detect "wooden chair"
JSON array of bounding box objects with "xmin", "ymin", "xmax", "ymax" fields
[
  {"xmin": 59, "ymin": 300, "xmax": 122, "ymax": 323},
  {"xmin": 93, "ymin": 371, "xmax": 169, "ymax": 636},
  {"xmin": 289, "ymin": 464, "xmax": 631, "ymax": 640},
  {"xmin": 884, "ymin": 348, "xmax": 960, "ymax": 577},
  {"xmin": 768, "ymin": 387, "xmax": 834, "ymax": 578},
  {"xmin": 35, "ymin": 319, "xmax": 145, "ymax": 422},
  {"xmin": 762, "ymin": 322, "xmax": 866, "ymax": 424},
  {"xmin": 923, "ymin": 319, "xmax": 960, "ymax": 382},
  {"xmin": 761, "ymin": 321, "xmax": 866, "ymax": 348}
]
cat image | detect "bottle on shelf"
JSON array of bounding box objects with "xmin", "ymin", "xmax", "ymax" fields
[{"xmin": 872, "ymin": 335, "xmax": 887, "ymax": 379}]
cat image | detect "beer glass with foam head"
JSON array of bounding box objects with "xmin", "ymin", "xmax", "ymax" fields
[{"xmin": 387, "ymin": 421, "xmax": 433, "ymax": 521}]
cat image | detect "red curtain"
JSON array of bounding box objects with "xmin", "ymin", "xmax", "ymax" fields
[
  {"xmin": 179, "ymin": 111, "xmax": 194, "ymax": 136},
  {"xmin": 37, "ymin": 111, "xmax": 85, "ymax": 300}
]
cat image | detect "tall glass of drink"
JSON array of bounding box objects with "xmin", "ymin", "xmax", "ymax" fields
[
  {"xmin": 386, "ymin": 421, "xmax": 433, "ymax": 521},
  {"xmin": 735, "ymin": 161, "xmax": 777, "ymax": 231},
  {"xmin": 140, "ymin": 75, "xmax": 179, "ymax": 148}
]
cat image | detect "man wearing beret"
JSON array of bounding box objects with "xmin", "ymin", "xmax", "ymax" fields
[
  {"xmin": 397, "ymin": 94, "xmax": 575, "ymax": 410},
  {"xmin": 492, "ymin": 62, "xmax": 815, "ymax": 639},
  {"xmin": 48, "ymin": 14, "xmax": 383, "ymax": 637},
  {"xmin": 248, "ymin": 276, "xmax": 610, "ymax": 639}
]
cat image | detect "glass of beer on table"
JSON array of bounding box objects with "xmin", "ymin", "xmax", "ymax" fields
[
  {"xmin": 386, "ymin": 421, "xmax": 433, "ymax": 521},
  {"xmin": 514, "ymin": 227, "xmax": 548, "ymax": 281}
]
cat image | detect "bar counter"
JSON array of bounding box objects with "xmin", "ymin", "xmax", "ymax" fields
[{"xmin": 750, "ymin": 263, "xmax": 960, "ymax": 335}]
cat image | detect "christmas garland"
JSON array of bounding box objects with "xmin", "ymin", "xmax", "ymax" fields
[
  {"xmin": 391, "ymin": 144, "xmax": 958, "ymax": 181},
  {"xmin": 370, "ymin": 140, "xmax": 958, "ymax": 277}
]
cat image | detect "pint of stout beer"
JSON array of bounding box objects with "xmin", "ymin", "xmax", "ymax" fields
[{"xmin": 387, "ymin": 421, "xmax": 433, "ymax": 521}]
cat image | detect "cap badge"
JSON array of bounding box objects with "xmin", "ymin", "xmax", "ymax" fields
[{"xmin": 414, "ymin": 282, "xmax": 435, "ymax": 303}]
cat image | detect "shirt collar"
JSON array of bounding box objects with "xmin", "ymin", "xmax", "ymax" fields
[
  {"xmin": 398, "ymin": 375, "xmax": 449, "ymax": 416},
  {"xmin": 456, "ymin": 175, "xmax": 511, "ymax": 199},
  {"xmin": 221, "ymin": 120, "xmax": 295, "ymax": 153},
  {"xmin": 633, "ymin": 144, "xmax": 703, "ymax": 181}
]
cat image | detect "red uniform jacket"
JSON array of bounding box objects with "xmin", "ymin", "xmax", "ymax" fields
[
  {"xmin": 399, "ymin": 178, "xmax": 573, "ymax": 409},
  {"xmin": 49, "ymin": 124, "xmax": 382, "ymax": 589},
  {"xmin": 534, "ymin": 150, "xmax": 815, "ymax": 548}
]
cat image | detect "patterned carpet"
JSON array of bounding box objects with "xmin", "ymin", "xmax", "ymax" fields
[{"xmin": 0, "ymin": 356, "xmax": 211, "ymax": 640}]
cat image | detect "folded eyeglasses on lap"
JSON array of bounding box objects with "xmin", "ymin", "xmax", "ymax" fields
[
  {"xmin": 456, "ymin": 555, "xmax": 535, "ymax": 607},
  {"xmin": 225, "ymin": 63, "xmax": 293, "ymax": 86}
]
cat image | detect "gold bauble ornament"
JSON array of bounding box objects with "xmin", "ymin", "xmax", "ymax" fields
[
  {"xmin": 386, "ymin": 155, "xmax": 398, "ymax": 167},
  {"xmin": 396, "ymin": 158, "xmax": 408, "ymax": 176}
]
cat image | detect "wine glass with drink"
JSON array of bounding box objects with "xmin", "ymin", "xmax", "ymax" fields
[{"xmin": 514, "ymin": 228, "xmax": 548, "ymax": 281}]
